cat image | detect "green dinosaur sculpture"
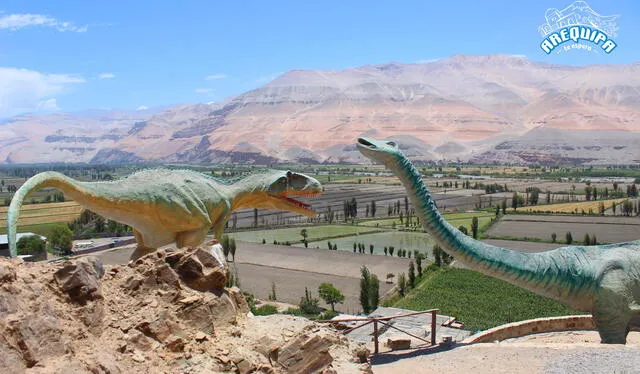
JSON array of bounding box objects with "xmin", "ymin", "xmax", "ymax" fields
[
  {"xmin": 357, "ymin": 137, "xmax": 640, "ymax": 344},
  {"xmin": 8, "ymin": 168, "xmax": 322, "ymax": 260}
]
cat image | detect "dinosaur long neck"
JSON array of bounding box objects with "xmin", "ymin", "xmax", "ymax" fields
[{"xmin": 387, "ymin": 154, "xmax": 593, "ymax": 307}]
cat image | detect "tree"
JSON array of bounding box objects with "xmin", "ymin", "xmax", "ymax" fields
[
  {"xmin": 471, "ymin": 217, "xmax": 479, "ymax": 239},
  {"xmin": 221, "ymin": 234, "xmax": 230, "ymax": 259},
  {"xmin": 584, "ymin": 233, "xmax": 591, "ymax": 246},
  {"xmin": 50, "ymin": 225, "xmax": 73, "ymax": 255},
  {"xmin": 253, "ymin": 208, "xmax": 258, "ymax": 227},
  {"xmin": 359, "ymin": 266, "xmax": 379, "ymax": 314},
  {"xmin": 268, "ymin": 282, "xmax": 277, "ymax": 301},
  {"xmin": 416, "ymin": 253, "xmax": 423, "ymax": 276},
  {"xmin": 369, "ymin": 244, "xmax": 374, "ymax": 254},
  {"xmin": 389, "ymin": 246, "xmax": 395, "ymax": 256},
  {"xmin": 458, "ymin": 225, "xmax": 468, "ymax": 236},
  {"xmin": 94, "ymin": 216, "xmax": 105, "ymax": 232},
  {"xmin": 299, "ymin": 287, "xmax": 322, "ymax": 315},
  {"xmin": 397, "ymin": 273, "xmax": 407, "ymax": 296},
  {"xmin": 566, "ymin": 232, "xmax": 573, "ymax": 245},
  {"xmin": 17, "ymin": 235, "xmax": 46, "ymax": 260},
  {"xmin": 501, "ymin": 199, "xmax": 507, "ymax": 215},
  {"xmin": 551, "ymin": 232, "xmax": 557, "ymax": 243},
  {"xmin": 229, "ymin": 238, "xmax": 237, "ymax": 261},
  {"xmin": 408, "ymin": 261, "xmax": 416, "ymax": 288},
  {"xmin": 433, "ymin": 244, "xmax": 442, "ymax": 267},
  {"xmin": 300, "ymin": 229, "xmax": 308, "ymax": 242},
  {"xmin": 371, "ymin": 200, "xmax": 376, "ymax": 217},
  {"xmin": 318, "ymin": 283, "xmax": 345, "ymax": 312},
  {"xmin": 512, "ymin": 192, "xmax": 519, "ymax": 210}
]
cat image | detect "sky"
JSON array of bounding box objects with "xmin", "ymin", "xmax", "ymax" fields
[{"xmin": 0, "ymin": 0, "xmax": 638, "ymax": 118}]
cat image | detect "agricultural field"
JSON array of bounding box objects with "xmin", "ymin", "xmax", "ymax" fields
[
  {"xmin": 227, "ymin": 224, "xmax": 381, "ymax": 244},
  {"xmin": 486, "ymin": 214, "xmax": 640, "ymax": 244},
  {"xmin": 394, "ymin": 267, "xmax": 580, "ymax": 331},
  {"xmin": 359, "ymin": 211, "xmax": 494, "ymax": 231},
  {"xmin": 510, "ymin": 198, "xmax": 630, "ymax": 214},
  {"xmin": 297, "ymin": 230, "xmax": 434, "ymax": 258},
  {"xmin": 0, "ymin": 201, "xmax": 82, "ymax": 229}
]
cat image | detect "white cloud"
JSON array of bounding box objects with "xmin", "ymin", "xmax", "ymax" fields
[
  {"xmin": 205, "ymin": 74, "xmax": 226, "ymax": 80},
  {"xmin": 98, "ymin": 73, "xmax": 115, "ymax": 79},
  {"xmin": 37, "ymin": 98, "xmax": 60, "ymax": 111},
  {"xmin": 135, "ymin": 105, "xmax": 149, "ymax": 111},
  {"xmin": 0, "ymin": 13, "xmax": 88, "ymax": 32},
  {"xmin": 0, "ymin": 67, "xmax": 85, "ymax": 117},
  {"xmin": 255, "ymin": 72, "xmax": 283, "ymax": 83},
  {"xmin": 195, "ymin": 88, "xmax": 212, "ymax": 94},
  {"xmin": 415, "ymin": 58, "xmax": 441, "ymax": 64},
  {"xmin": 510, "ymin": 54, "xmax": 527, "ymax": 59}
]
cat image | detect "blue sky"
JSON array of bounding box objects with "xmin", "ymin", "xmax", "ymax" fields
[{"xmin": 0, "ymin": 0, "xmax": 638, "ymax": 118}]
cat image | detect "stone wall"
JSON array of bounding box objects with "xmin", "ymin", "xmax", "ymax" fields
[{"xmin": 462, "ymin": 315, "xmax": 595, "ymax": 343}]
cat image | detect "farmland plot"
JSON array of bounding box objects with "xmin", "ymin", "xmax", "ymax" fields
[{"xmin": 487, "ymin": 215, "xmax": 640, "ymax": 244}]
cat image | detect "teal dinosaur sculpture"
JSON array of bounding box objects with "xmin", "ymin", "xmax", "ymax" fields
[
  {"xmin": 8, "ymin": 168, "xmax": 322, "ymax": 260},
  {"xmin": 357, "ymin": 137, "xmax": 640, "ymax": 344}
]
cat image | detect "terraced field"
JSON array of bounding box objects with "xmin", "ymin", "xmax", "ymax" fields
[
  {"xmin": 0, "ymin": 201, "xmax": 82, "ymax": 228},
  {"xmin": 227, "ymin": 224, "xmax": 381, "ymax": 244},
  {"xmin": 510, "ymin": 198, "xmax": 630, "ymax": 214}
]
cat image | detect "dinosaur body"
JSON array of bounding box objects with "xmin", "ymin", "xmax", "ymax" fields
[
  {"xmin": 8, "ymin": 168, "xmax": 322, "ymax": 259},
  {"xmin": 357, "ymin": 137, "xmax": 640, "ymax": 344}
]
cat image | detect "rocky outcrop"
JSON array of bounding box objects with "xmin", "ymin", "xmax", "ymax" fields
[{"xmin": 0, "ymin": 247, "xmax": 370, "ymax": 373}]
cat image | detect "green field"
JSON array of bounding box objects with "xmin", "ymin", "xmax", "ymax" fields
[
  {"xmin": 228, "ymin": 225, "xmax": 381, "ymax": 244},
  {"xmin": 297, "ymin": 230, "xmax": 434, "ymax": 258},
  {"xmin": 0, "ymin": 222, "xmax": 68, "ymax": 238},
  {"xmin": 393, "ymin": 268, "xmax": 580, "ymax": 331},
  {"xmin": 360, "ymin": 212, "xmax": 495, "ymax": 233}
]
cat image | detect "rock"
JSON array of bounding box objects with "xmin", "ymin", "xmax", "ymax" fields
[
  {"xmin": 386, "ymin": 337, "xmax": 411, "ymax": 350},
  {"xmin": 164, "ymin": 336, "xmax": 185, "ymax": 352},
  {"xmin": 277, "ymin": 334, "xmax": 334, "ymax": 373},
  {"xmin": 0, "ymin": 261, "xmax": 17, "ymax": 283},
  {"xmin": 353, "ymin": 345, "xmax": 370, "ymax": 363},
  {"xmin": 170, "ymin": 248, "xmax": 228, "ymax": 291},
  {"xmin": 54, "ymin": 257, "xmax": 104, "ymax": 303},
  {"xmin": 233, "ymin": 357, "xmax": 255, "ymax": 374}
]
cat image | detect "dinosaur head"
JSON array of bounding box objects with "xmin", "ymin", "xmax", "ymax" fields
[
  {"xmin": 243, "ymin": 170, "xmax": 322, "ymax": 217},
  {"xmin": 356, "ymin": 137, "xmax": 401, "ymax": 166}
]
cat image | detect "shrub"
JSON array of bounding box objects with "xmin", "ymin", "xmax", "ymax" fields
[{"xmin": 253, "ymin": 304, "xmax": 278, "ymax": 316}]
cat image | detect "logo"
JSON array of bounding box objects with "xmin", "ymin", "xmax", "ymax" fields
[{"xmin": 538, "ymin": 1, "xmax": 619, "ymax": 54}]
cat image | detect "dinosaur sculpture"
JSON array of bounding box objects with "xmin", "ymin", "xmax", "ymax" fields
[
  {"xmin": 357, "ymin": 136, "xmax": 640, "ymax": 344},
  {"xmin": 8, "ymin": 168, "xmax": 322, "ymax": 260}
]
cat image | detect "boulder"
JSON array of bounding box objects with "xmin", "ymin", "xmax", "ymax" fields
[
  {"xmin": 169, "ymin": 247, "xmax": 228, "ymax": 291},
  {"xmin": 386, "ymin": 337, "xmax": 411, "ymax": 350},
  {"xmin": 277, "ymin": 334, "xmax": 334, "ymax": 373},
  {"xmin": 54, "ymin": 257, "xmax": 104, "ymax": 303}
]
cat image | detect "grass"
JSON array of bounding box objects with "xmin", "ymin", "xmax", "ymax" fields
[
  {"xmin": 510, "ymin": 198, "xmax": 629, "ymax": 214},
  {"xmin": 228, "ymin": 224, "xmax": 381, "ymax": 244},
  {"xmin": 394, "ymin": 267, "xmax": 581, "ymax": 331},
  {"xmin": 0, "ymin": 222, "xmax": 69, "ymax": 238}
]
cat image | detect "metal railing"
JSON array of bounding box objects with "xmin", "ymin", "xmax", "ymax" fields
[{"xmin": 319, "ymin": 309, "xmax": 439, "ymax": 354}]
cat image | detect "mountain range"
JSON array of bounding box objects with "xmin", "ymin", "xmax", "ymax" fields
[{"xmin": 2, "ymin": 54, "xmax": 639, "ymax": 165}]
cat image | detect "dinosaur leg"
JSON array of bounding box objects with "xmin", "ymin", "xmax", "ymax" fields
[
  {"xmin": 593, "ymin": 269, "xmax": 632, "ymax": 344},
  {"xmin": 129, "ymin": 229, "xmax": 158, "ymax": 262},
  {"xmin": 175, "ymin": 227, "xmax": 210, "ymax": 248}
]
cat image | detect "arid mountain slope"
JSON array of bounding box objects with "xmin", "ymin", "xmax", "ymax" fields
[{"xmin": 2, "ymin": 54, "xmax": 639, "ymax": 165}]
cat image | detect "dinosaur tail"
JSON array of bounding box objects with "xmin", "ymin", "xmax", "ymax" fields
[{"xmin": 8, "ymin": 171, "xmax": 88, "ymax": 257}]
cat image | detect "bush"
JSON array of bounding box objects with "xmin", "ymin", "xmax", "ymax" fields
[
  {"xmin": 49, "ymin": 225, "xmax": 73, "ymax": 255},
  {"xmin": 253, "ymin": 304, "xmax": 278, "ymax": 316},
  {"xmin": 17, "ymin": 235, "xmax": 46, "ymax": 261}
]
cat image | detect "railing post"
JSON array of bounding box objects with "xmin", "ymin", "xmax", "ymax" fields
[
  {"xmin": 431, "ymin": 310, "xmax": 437, "ymax": 346},
  {"xmin": 373, "ymin": 319, "xmax": 379, "ymax": 354}
]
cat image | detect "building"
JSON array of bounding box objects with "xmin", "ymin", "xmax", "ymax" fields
[{"xmin": 0, "ymin": 233, "xmax": 47, "ymax": 257}]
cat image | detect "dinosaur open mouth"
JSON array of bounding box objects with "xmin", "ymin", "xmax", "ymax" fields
[
  {"xmin": 280, "ymin": 195, "xmax": 311, "ymax": 209},
  {"xmin": 357, "ymin": 138, "xmax": 375, "ymax": 148}
]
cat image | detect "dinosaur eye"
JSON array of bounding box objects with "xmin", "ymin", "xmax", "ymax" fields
[
  {"xmin": 286, "ymin": 171, "xmax": 293, "ymax": 178},
  {"xmin": 386, "ymin": 141, "xmax": 397, "ymax": 147}
]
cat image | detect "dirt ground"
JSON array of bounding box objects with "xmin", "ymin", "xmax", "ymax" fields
[{"xmin": 372, "ymin": 331, "xmax": 640, "ymax": 374}]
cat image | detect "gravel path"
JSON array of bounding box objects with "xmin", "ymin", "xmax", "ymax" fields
[{"xmin": 372, "ymin": 331, "xmax": 640, "ymax": 374}]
